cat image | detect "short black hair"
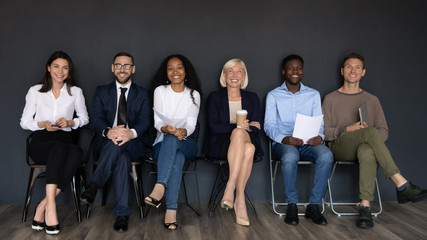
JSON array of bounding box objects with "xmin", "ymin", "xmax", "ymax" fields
[
  {"xmin": 281, "ymin": 54, "xmax": 304, "ymax": 70},
  {"xmin": 113, "ymin": 52, "xmax": 134, "ymax": 65}
]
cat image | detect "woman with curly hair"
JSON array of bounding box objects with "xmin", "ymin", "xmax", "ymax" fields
[{"xmin": 144, "ymin": 54, "xmax": 202, "ymax": 230}]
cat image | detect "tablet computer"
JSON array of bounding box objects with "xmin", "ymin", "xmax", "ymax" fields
[{"xmin": 359, "ymin": 102, "xmax": 370, "ymax": 126}]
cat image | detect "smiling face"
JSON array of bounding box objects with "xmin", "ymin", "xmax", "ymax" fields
[
  {"xmin": 341, "ymin": 58, "xmax": 366, "ymax": 84},
  {"xmin": 282, "ymin": 59, "xmax": 303, "ymax": 86},
  {"xmin": 224, "ymin": 62, "xmax": 245, "ymax": 89},
  {"xmin": 47, "ymin": 58, "xmax": 69, "ymax": 84},
  {"xmin": 167, "ymin": 57, "xmax": 186, "ymax": 86},
  {"xmin": 112, "ymin": 56, "xmax": 135, "ymax": 85}
]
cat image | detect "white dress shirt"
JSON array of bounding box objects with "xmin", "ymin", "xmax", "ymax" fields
[
  {"xmin": 153, "ymin": 85, "xmax": 200, "ymax": 145},
  {"xmin": 112, "ymin": 81, "xmax": 137, "ymax": 138},
  {"xmin": 20, "ymin": 83, "xmax": 89, "ymax": 132}
]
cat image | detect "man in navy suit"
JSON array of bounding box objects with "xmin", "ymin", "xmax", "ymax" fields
[{"xmin": 81, "ymin": 52, "xmax": 151, "ymax": 232}]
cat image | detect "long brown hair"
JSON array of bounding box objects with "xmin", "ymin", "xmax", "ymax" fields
[{"xmin": 39, "ymin": 51, "xmax": 75, "ymax": 95}]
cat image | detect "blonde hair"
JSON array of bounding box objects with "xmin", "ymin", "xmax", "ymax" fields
[{"xmin": 219, "ymin": 58, "xmax": 249, "ymax": 89}]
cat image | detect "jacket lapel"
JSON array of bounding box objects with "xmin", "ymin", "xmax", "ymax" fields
[{"xmin": 108, "ymin": 82, "xmax": 118, "ymax": 125}]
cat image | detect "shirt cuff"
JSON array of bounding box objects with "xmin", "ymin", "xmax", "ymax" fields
[
  {"xmin": 72, "ymin": 119, "xmax": 80, "ymax": 130},
  {"xmin": 131, "ymin": 129, "xmax": 137, "ymax": 139},
  {"xmin": 275, "ymin": 134, "xmax": 287, "ymax": 144},
  {"xmin": 102, "ymin": 128, "xmax": 111, "ymax": 137},
  {"xmin": 32, "ymin": 121, "xmax": 44, "ymax": 131}
]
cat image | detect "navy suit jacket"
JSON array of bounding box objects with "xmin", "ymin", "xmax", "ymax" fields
[
  {"xmin": 203, "ymin": 88, "xmax": 263, "ymax": 158},
  {"xmin": 91, "ymin": 81, "xmax": 152, "ymax": 155}
]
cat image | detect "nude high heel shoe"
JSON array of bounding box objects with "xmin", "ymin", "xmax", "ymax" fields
[
  {"xmin": 220, "ymin": 200, "xmax": 234, "ymax": 210},
  {"xmin": 234, "ymin": 204, "xmax": 249, "ymax": 227}
]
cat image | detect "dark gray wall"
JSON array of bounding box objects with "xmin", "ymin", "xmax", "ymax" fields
[{"xmin": 1, "ymin": 0, "xmax": 426, "ymax": 204}]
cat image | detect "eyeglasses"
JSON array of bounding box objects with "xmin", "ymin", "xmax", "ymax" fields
[{"xmin": 113, "ymin": 63, "xmax": 134, "ymax": 70}]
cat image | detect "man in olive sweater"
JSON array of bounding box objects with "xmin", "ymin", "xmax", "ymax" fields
[{"xmin": 322, "ymin": 52, "xmax": 427, "ymax": 229}]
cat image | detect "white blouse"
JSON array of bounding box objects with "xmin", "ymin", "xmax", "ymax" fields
[
  {"xmin": 20, "ymin": 83, "xmax": 89, "ymax": 132},
  {"xmin": 153, "ymin": 85, "xmax": 200, "ymax": 145}
]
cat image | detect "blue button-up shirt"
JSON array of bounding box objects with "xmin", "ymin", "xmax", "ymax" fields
[{"xmin": 264, "ymin": 82, "xmax": 324, "ymax": 143}]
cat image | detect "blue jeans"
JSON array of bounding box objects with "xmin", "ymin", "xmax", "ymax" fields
[
  {"xmin": 272, "ymin": 142, "xmax": 333, "ymax": 205},
  {"xmin": 152, "ymin": 134, "xmax": 198, "ymax": 210}
]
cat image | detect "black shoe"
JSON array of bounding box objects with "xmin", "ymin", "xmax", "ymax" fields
[
  {"xmin": 356, "ymin": 207, "xmax": 374, "ymax": 229},
  {"xmin": 45, "ymin": 224, "xmax": 60, "ymax": 235},
  {"xmin": 32, "ymin": 202, "xmax": 45, "ymax": 231},
  {"xmin": 114, "ymin": 216, "xmax": 129, "ymax": 232},
  {"xmin": 397, "ymin": 182, "xmax": 427, "ymax": 203},
  {"xmin": 31, "ymin": 220, "xmax": 45, "ymax": 231},
  {"xmin": 305, "ymin": 204, "xmax": 327, "ymax": 225},
  {"xmin": 80, "ymin": 182, "xmax": 98, "ymax": 204},
  {"xmin": 144, "ymin": 195, "xmax": 163, "ymax": 208},
  {"xmin": 284, "ymin": 204, "xmax": 299, "ymax": 225},
  {"xmin": 164, "ymin": 222, "xmax": 178, "ymax": 230}
]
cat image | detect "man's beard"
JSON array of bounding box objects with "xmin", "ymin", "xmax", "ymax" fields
[{"xmin": 115, "ymin": 73, "xmax": 132, "ymax": 84}]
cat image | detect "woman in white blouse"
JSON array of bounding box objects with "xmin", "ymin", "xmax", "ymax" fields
[
  {"xmin": 20, "ymin": 51, "xmax": 89, "ymax": 235},
  {"xmin": 144, "ymin": 54, "xmax": 201, "ymax": 230}
]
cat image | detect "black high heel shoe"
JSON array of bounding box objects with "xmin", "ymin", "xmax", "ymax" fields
[
  {"xmin": 144, "ymin": 195, "xmax": 163, "ymax": 208},
  {"xmin": 45, "ymin": 224, "xmax": 61, "ymax": 235},
  {"xmin": 31, "ymin": 202, "xmax": 45, "ymax": 231},
  {"xmin": 44, "ymin": 206, "xmax": 60, "ymax": 235},
  {"xmin": 164, "ymin": 222, "xmax": 178, "ymax": 230},
  {"xmin": 31, "ymin": 220, "xmax": 45, "ymax": 231}
]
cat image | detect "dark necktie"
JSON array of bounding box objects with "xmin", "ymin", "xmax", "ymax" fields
[{"xmin": 117, "ymin": 87, "xmax": 127, "ymax": 126}]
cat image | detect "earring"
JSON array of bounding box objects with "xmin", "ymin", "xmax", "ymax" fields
[{"xmin": 185, "ymin": 79, "xmax": 188, "ymax": 82}]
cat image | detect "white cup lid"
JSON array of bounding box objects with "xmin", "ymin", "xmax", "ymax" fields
[{"xmin": 236, "ymin": 109, "xmax": 248, "ymax": 114}]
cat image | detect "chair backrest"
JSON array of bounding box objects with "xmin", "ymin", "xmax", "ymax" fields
[
  {"xmin": 188, "ymin": 121, "xmax": 200, "ymax": 143},
  {"xmin": 76, "ymin": 125, "xmax": 96, "ymax": 166},
  {"xmin": 25, "ymin": 132, "xmax": 35, "ymax": 166}
]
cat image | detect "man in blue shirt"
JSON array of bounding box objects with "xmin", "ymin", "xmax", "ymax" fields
[{"xmin": 264, "ymin": 54, "xmax": 333, "ymax": 226}]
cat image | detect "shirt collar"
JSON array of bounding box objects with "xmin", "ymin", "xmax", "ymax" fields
[
  {"xmin": 60, "ymin": 83, "xmax": 68, "ymax": 92},
  {"xmin": 115, "ymin": 80, "xmax": 132, "ymax": 90},
  {"xmin": 279, "ymin": 81, "xmax": 308, "ymax": 93}
]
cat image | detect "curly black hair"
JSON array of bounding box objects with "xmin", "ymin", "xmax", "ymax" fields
[
  {"xmin": 39, "ymin": 51, "xmax": 76, "ymax": 96},
  {"xmin": 151, "ymin": 54, "xmax": 202, "ymax": 106}
]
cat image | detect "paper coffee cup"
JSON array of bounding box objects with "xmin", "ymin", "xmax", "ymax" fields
[{"xmin": 236, "ymin": 109, "xmax": 248, "ymax": 128}]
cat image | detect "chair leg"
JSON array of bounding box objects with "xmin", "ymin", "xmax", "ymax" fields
[
  {"xmin": 182, "ymin": 162, "xmax": 201, "ymax": 216},
  {"xmin": 244, "ymin": 186, "xmax": 257, "ymax": 217},
  {"xmin": 22, "ymin": 168, "xmax": 44, "ymax": 222},
  {"xmin": 208, "ymin": 165, "xmax": 226, "ymax": 218},
  {"xmin": 70, "ymin": 176, "xmax": 82, "ymax": 223},
  {"xmin": 328, "ymin": 162, "xmax": 382, "ymax": 216},
  {"xmin": 22, "ymin": 168, "xmax": 35, "ymax": 222},
  {"xmin": 130, "ymin": 165, "xmax": 144, "ymax": 219},
  {"xmin": 270, "ymin": 159, "xmax": 287, "ymax": 216},
  {"xmin": 144, "ymin": 165, "xmax": 158, "ymax": 218},
  {"xmin": 373, "ymin": 177, "xmax": 383, "ymax": 216}
]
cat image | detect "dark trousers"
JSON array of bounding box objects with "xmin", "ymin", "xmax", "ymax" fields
[
  {"xmin": 29, "ymin": 130, "xmax": 83, "ymax": 191},
  {"xmin": 91, "ymin": 138, "xmax": 145, "ymax": 216}
]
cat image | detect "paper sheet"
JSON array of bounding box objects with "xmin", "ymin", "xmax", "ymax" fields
[
  {"xmin": 153, "ymin": 108, "xmax": 186, "ymax": 127},
  {"xmin": 292, "ymin": 113, "xmax": 323, "ymax": 144}
]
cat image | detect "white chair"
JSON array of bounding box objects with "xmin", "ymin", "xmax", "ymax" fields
[
  {"xmin": 327, "ymin": 161, "xmax": 382, "ymax": 216},
  {"xmin": 269, "ymin": 140, "xmax": 325, "ymax": 216}
]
